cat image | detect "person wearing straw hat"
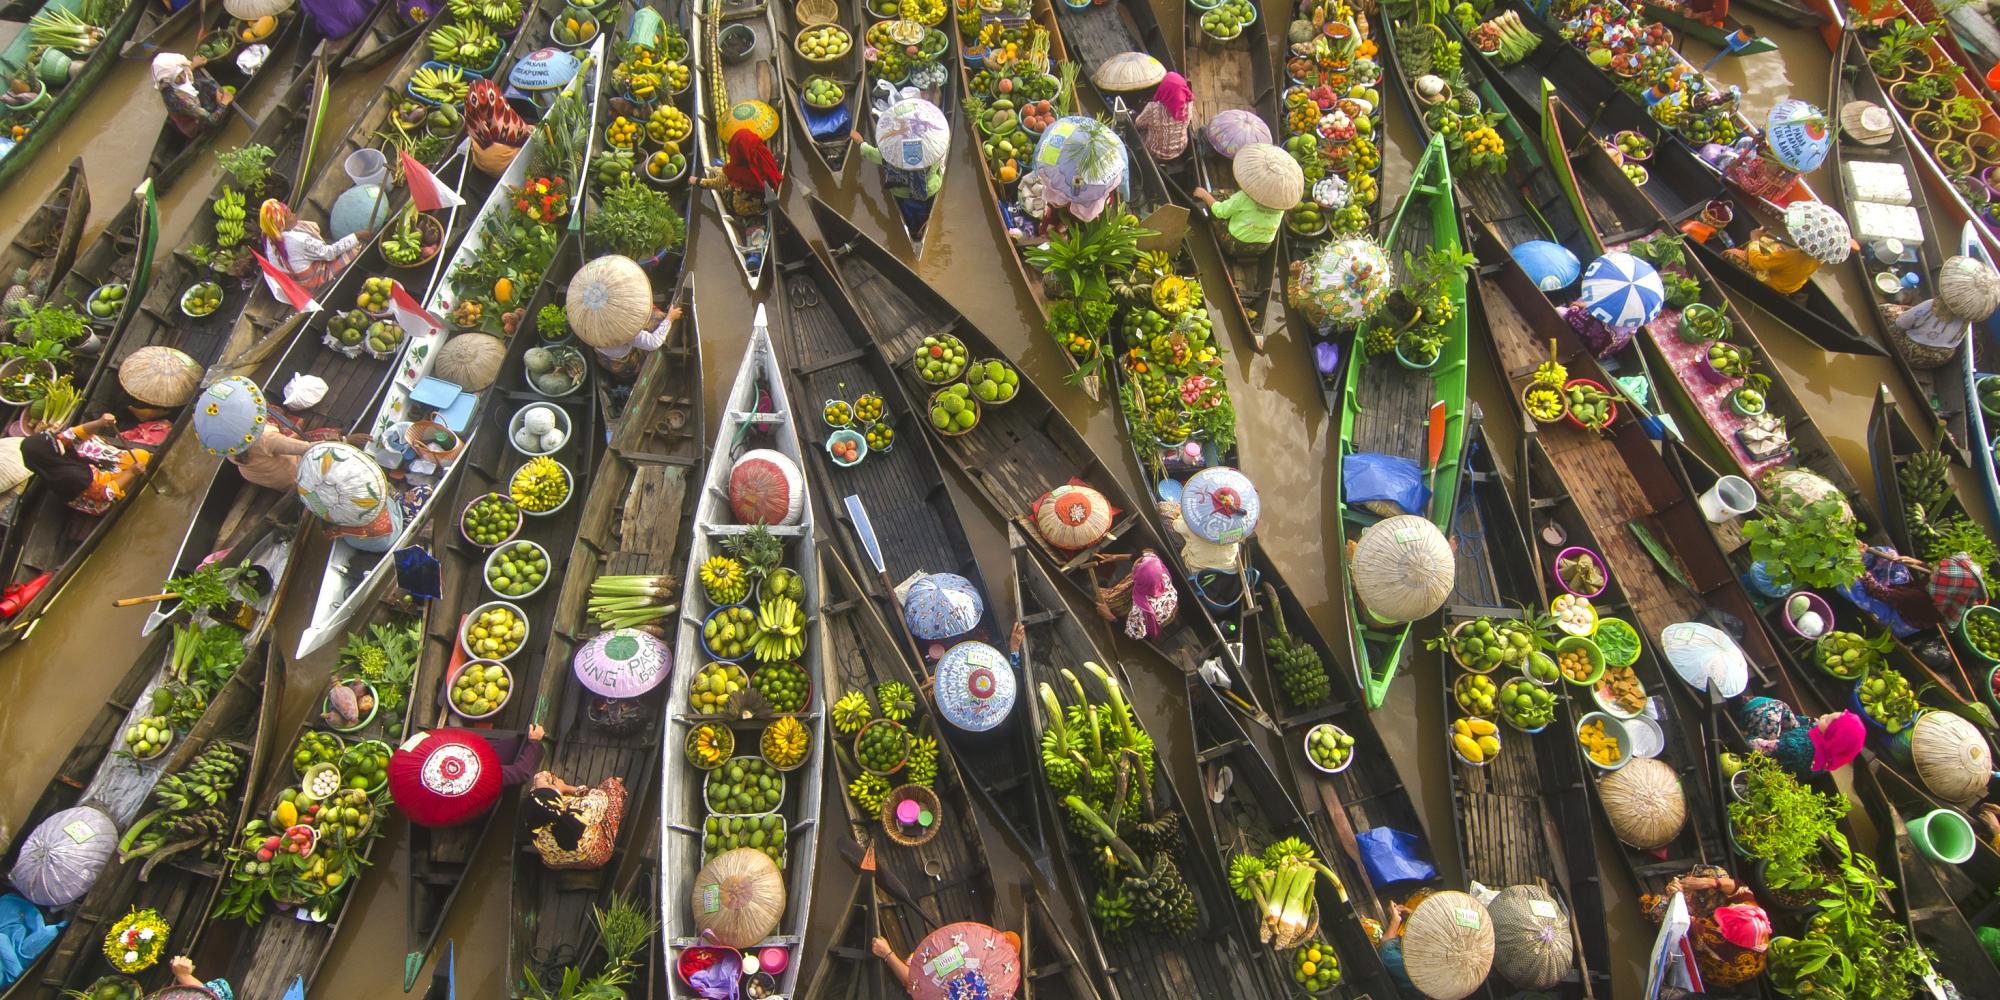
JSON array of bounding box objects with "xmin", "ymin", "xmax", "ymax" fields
[
  {"xmin": 1639, "ymin": 866, "xmax": 1770, "ymax": 988},
  {"xmin": 1719, "ymin": 201, "xmax": 1852, "ymax": 295},
  {"xmin": 1373, "ymin": 901, "xmax": 1420, "ymax": 995},
  {"xmin": 151, "ymin": 52, "xmax": 231, "ymax": 138},
  {"xmin": 21, "ymin": 413, "xmax": 150, "ymax": 516},
  {"xmin": 1133, "ymin": 72, "xmax": 1193, "ymax": 163},
  {"xmin": 1193, "ymin": 142, "xmax": 1302, "ymax": 258}
]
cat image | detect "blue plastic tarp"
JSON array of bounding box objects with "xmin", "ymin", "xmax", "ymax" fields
[
  {"xmin": 1356, "ymin": 827, "xmax": 1437, "ymax": 888},
  {"xmin": 0, "ymin": 895, "xmax": 60, "ymax": 989},
  {"xmin": 1342, "ymin": 452, "xmax": 1428, "ymax": 517}
]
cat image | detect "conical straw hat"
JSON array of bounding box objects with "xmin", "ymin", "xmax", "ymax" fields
[
  {"xmin": 1401, "ymin": 891, "xmax": 1495, "ymax": 999},
  {"xmin": 1092, "ymin": 52, "xmax": 1165, "ymax": 92},
  {"xmin": 1034, "ymin": 483, "xmax": 1113, "ymax": 550},
  {"xmin": 567, "ymin": 255, "xmax": 654, "ymax": 348},
  {"xmin": 119, "ymin": 345, "xmax": 203, "ymax": 406},
  {"xmin": 1233, "ymin": 143, "xmax": 1303, "ymax": 209},
  {"xmin": 1939, "ymin": 254, "xmax": 2000, "ymax": 321}
]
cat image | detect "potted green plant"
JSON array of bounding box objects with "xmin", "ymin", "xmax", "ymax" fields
[
  {"xmin": 1727, "ymin": 374, "xmax": 1769, "ymax": 416},
  {"xmin": 1394, "ymin": 325, "xmax": 1443, "ymax": 370},
  {"xmin": 1938, "ymin": 138, "xmax": 1975, "ymax": 177},
  {"xmin": 1676, "ymin": 301, "xmax": 1728, "ymax": 342},
  {"xmin": 1727, "ymin": 754, "xmax": 1847, "ymax": 865},
  {"xmin": 0, "ymin": 302, "xmax": 82, "ymax": 402},
  {"xmin": 584, "ymin": 176, "xmax": 688, "ymax": 263},
  {"xmin": 1741, "ymin": 490, "xmax": 1867, "ymax": 591},
  {"xmin": 215, "ymin": 142, "xmax": 281, "ymax": 202},
  {"xmin": 1912, "ymin": 109, "xmax": 1953, "ymax": 142},
  {"xmin": 1968, "ymin": 132, "xmax": 2000, "ymax": 168},
  {"xmin": 536, "ymin": 303, "xmax": 567, "ymax": 343},
  {"xmin": 1889, "ymin": 80, "xmax": 1932, "ymax": 113}
]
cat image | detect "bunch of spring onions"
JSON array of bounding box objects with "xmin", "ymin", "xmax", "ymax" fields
[
  {"xmin": 588, "ymin": 575, "xmax": 676, "ymax": 629},
  {"xmin": 1226, "ymin": 837, "xmax": 1344, "ymax": 946},
  {"xmin": 29, "ymin": 6, "xmax": 103, "ymax": 54}
]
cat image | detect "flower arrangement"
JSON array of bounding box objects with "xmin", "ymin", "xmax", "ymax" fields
[
  {"xmin": 103, "ymin": 908, "xmax": 170, "ymax": 972},
  {"xmin": 513, "ymin": 176, "xmax": 569, "ymax": 225}
]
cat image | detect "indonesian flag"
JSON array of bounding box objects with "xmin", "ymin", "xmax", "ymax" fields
[
  {"xmin": 400, "ymin": 149, "xmax": 466, "ymax": 212},
  {"xmin": 253, "ymin": 249, "xmax": 320, "ymax": 313},
  {"xmin": 390, "ymin": 279, "xmax": 445, "ymax": 343}
]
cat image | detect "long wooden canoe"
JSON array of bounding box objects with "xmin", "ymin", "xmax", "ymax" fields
[
  {"xmin": 1864, "ymin": 756, "xmax": 2000, "ymax": 985},
  {"xmin": 693, "ymin": 0, "xmax": 787, "ymax": 289},
  {"xmin": 1629, "ymin": 0, "xmax": 1778, "ymax": 53},
  {"xmin": 855, "ymin": 0, "xmax": 954, "ymax": 256},
  {"xmin": 137, "ymin": 9, "xmax": 310, "ymax": 197},
  {"xmin": 1051, "ymin": 0, "xmax": 1173, "ymax": 111},
  {"xmin": 504, "ymin": 285, "xmax": 700, "ymax": 995},
  {"xmin": 660, "ymin": 308, "xmax": 824, "ymax": 999},
  {"xmin": 0, "ymin": 156, "xmax": 89, "ymax": 303},
  {"xmin": 0, "ymin": 0, "xmax": 147, "ymax": 188},
  {"xmin": 586, "ymin": 0, "xmax": 699, "ymax": 292},
  {"xmin": 776, "ymin": 0, "xmax": 859, "ymax": 175},
  {"xmin": 1335, "ymin": 133, "xmax": 1467, "ymax": 709},
  {"xmin": 1181, "ymin": 3, "xmax": 1282, "ymax": 350}
]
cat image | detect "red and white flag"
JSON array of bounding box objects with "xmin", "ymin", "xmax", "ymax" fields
[
  {"xmin": 400, "ymin": 150, "xmax": 466, "ymax": 212},
  {"xmin": 390, "ymin": 279, "xmax": 444, "ymax": 342},
  {"xmin": 252, "ymin": 249, "xmax": 320, "ymax": 313}
]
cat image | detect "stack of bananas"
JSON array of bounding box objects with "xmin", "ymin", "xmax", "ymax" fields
[
  {"xmin": 213, "ymin": 187, "xmax": 247, "ymax": 247},
  {"xmin": 752, "ymin": 596, "xmax": 804, "ymax": 662}
]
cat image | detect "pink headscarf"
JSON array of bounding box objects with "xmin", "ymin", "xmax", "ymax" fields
[
  {"xmin": 1124, "ymin": 550, "xmax": 1179, "ymax": 640},
  {"xmin": 1810, "ymin": 711, "xmax": 1866, "ymax": 772},
  {"xmin": 1152, "ymin": 72, "xmax": 1192, "ymax": 121},
  {"xmin": 1714, "ymin": 904, "xmax": 1772, "ymax": 953}
]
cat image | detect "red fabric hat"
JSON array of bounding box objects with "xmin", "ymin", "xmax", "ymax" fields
[{"xmin": 389, "ymin": 729, "xmax": 503, "ymax": 828}]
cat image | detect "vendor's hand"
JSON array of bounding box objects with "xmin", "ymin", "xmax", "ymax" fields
[
  {"xmin": 1009, "ymin": 620, "xmax": 1024, "ymax": 653},
  {"xmin": 851, "ymin": 130, "xmax": 865, "ymax": 144},
  {"xmin": 171, "ymin": 957, "xmax": 195, "ymax": 977},
  {"xmin": 355, "ymin": 229, "xmax": 373, "ymax": 242},
  {"xmin": 1193, "ymin": 186, "xmax": 1214, "ymax": 205},
  {"xmin": 217, "ymin": 88, "xmax": 233, "ymax": 105},
  {"xmin": 666, "ymin": 304, "xmax": 683, "ymax": 324},
  {"xmin": 528, "ymin": 723, "xmax": 546, "ymax": 741}
]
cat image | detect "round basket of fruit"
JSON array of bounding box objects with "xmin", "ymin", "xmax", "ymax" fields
[
  {"xmin": 803, "ymin": 75, "xmax": 846, "ymax": 108},
  {"xmin": 123, "ymin": 714, "xmax": 174, "ymax": 760},
  {"xmin": 448, "ymin": 658, "xmax": 514, "ymax": 718},
  {"xmin": 338, "ymin": 739, "xmax": 392, "ymax": 794},
  {"xmin": 510, "ymin": 455, "xmax": 573, "ymax": 516},
  {"xmin": 1576, "ymin": 711, "xmax": 1632, "ymax": 771},
  {"xmin": 645, "ymin": 146, "xmax": 689, "ymax": 185},
  {"xmin": 321, "ymin": 679, "xmax": 378, "ymax": 733},
  {"xmin": 1303, "ymin": 723, "xmax": 1354, "ymax": 774},
  {"xmin": 689, "ymin": 661, "xmax": 751, "ymax": 714},
  {"xmin": 824, "ymin": 398, "xmax": 854, "ymax": 427},
  {"xmin": 687, "ymin": 721, "xmax": 735, "ymax": 770},
  {"xmin": 291, "ymin": 730, "xmax": 345, "ymax": 776},
  {"xmin": 862, "ymin": 420, "xmax": 895, "ymax": 454},
  {"xmin": 1452, "ymin": 672, "xmax": 1498, "ymax": 717},
  {"xmin": 85, "ymin": 283, "xmax": 127, "ymax": 325},
  {"xmin": 1550, "ymin": 593, "xmax": 1597, "ymax": 636},
  {"xmin": 380, "ymin": 210, "xmax": 444, "ymax": 269},
  {"xmin": 855, "ymin": 718, "xmax": 911, "ymax": 775},
  {"xmin": 180, "ymin": 281, "xmax": 223, "ymax": 318},
  {"xmin": 965, "ymin": 358, "xmax": 1020, "ymax": 406},
  {"xmin": 459, "ymin": 601, "xmax": 529, "ymax": 661},
  {"xmin": 459, "ymin": 492, "xmax": 522, "ymax": 549},
  {"xmin": 1521, "ymin": 650, "xmax": 1562, "ymax": 686},
  {"xmin": 701, "ymin": 607, "xmax": 758, "ymax": 663},
  {"xmin": 509, "ymin": 402, "xmax": 571, "ymax": 457},
  {"xmin": 355, "ymin": 276, "xmax": 395, "ymax": 317},
  {"xmin": 795, "ymin": 23, "xmax": 852, "ymax": 62},
  {"xmin": 760, "ymin": 716, "xmax": 812, "ymax": 771},
  {"xmin": 928, "ymin": 384, "xmax": 981, "ymax": 436},
  {"xmin": 1443, "ymin": 616, "xmax": 1530, "ymax": 673},
  {"xmin": 1554, "ymin": 635, "xmax": 1606, "ymax": 687},
  {"xmin": 749, "ymin": 661, "xmax": 813, "ymax": 714},
  {"xmin": 1450, "ymin": 716, "xmax": 1502, "ymax": 767},
  {"xmin": 1852, "ymin": 670, "xmax": 1919, "ymax": 734},
  {"xmin": 1611, "ymin": 130, "xmax": 1653, "ymax": 161},
  {"xmin": 1291, "ymin": 936, "xmax": 1341, "ymax": 995},
  {"xmin": 324, "ymin": 309, "xmax": 373, "ymax": 357},
  {"xmin": 1959, "ymin": 605, "xmax": 2000, "ymax": 667},
  {"xmin": 826, "ymin": 427, "xmax": 867, "ymax": 467},
  {"xmin": 912, "ymin": 332, "xmax": 968, "ymax": 383},
  {"xmin": 705, "ymin": 755, "xmax": 787, "ymax": 814},
  {"xmin": 360, "ymin": 319, "xmax": 405, "ymax": 360},
  {"xmin": 882, "ymin": 783, "xmax": 942, "ymax": 846},
  {"xmin": 484, "ymin": 539, "xmax": 550, "ymax": 599},
  {"xmin": 318, "ymin": 787, "xmax": 377, "ymax": 847},
  {"xmin": 703, "ymin": 812, "xmax": 788, "ymax": 864},
  {"xmin": 1197, "ymin": 0, "xmax": 1256, "ymax": 42},
  {"xmin": 1496, "ymin": 677, "xmax": 1557, "ymax": 734}
]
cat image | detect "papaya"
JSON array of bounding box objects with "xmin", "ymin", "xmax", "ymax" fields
[
  {"xmin": 276, "ymin": 799, "xmax": 298, "ymax": 826},
  {"xmin": 1453, "ymin": 733, "xmax": 1483, "ymax": 762},
  {"xmin": 494, "ymin": 277, "xmax": 514, "ymax": 303},
  {"xmin": 1467, "ymin": 718, "xmax": 1497, "ymax": 736}
]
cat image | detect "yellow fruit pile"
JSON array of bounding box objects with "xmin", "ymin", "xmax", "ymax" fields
[
  {"xmin": 1451, "ymin": 717, "xmax": 1501, "ymax": 764},
  {"xmin": 1579, "ymin": 719, "xmax": 1623, "ymax": 766}
]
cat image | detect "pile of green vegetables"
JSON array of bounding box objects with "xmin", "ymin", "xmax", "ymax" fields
[
  {"xmin": 1226, "ymin": 837, "xmax": 1341, "ymax": 946},
  {"xmin": 334, "ymin": 619, "xmax": 419, "ymax": 729}
]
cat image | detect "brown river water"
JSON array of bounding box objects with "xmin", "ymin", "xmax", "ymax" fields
[{"xmin": 0, "ymin": 2, "xmax": 1956, "ymax": 995}]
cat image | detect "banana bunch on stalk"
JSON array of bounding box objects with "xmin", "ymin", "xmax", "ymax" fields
[{"xmin": 118, "ymin": 741, "xmax": 246, "ymax": 872}]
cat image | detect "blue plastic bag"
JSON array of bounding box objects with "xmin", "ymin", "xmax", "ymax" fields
[
  {"xmin": 1342, "ymin": 452, "xmax": 1429, "ymax": 517},
  {"xmin": 395, "ymin": 545, "xmax": 442, "ymax": 601},
  {"xmin": 1356, "ymin": 827, "xmax": 1437, "ymax": 888}
]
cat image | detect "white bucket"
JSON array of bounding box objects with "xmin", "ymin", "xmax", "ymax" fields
[
  {"xmin": 343, "ymin": 148, "xmax": 388, "ymax": 189},
  {"xmin": 1697, "ymin": 475, "xmax": 1757, "ymax": 523}
]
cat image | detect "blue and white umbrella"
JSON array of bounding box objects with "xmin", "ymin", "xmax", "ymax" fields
[
  {"xmin": 1579, "ymin": 252, "xmax": 1665, "ymax": 328},
  {"xmin": 1181, "ymin": 466, "xmax": 1260, "ymax": 543},
  {"xmin": 194, "ymin": 376, "xmax": 267, "ymax": 457},
  {"xmin": 933, "ymin": 641, "xmax": 1016, "ymax": 733},
  {"xmin": 902, "ymin": 572, "xmax": 985, "ymax": 640}
]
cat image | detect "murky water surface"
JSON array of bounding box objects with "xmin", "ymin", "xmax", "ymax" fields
[{"xmin": 0, "ymin": 4, "xmax": 1941, "ymax": 995}]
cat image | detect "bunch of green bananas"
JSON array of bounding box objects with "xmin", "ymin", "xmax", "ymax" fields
[
  {"xmin": 150, "ymin": 740, "xmax": 245, "ymax": 811},
  {"xmin": 875, "ymin": 681, "xmax": 914, "ymax": 721},
  {"xmin": 429, "ymin": 20, "xmax": 499, "ymax": 67},
  {"xmin": 213, "ymin": 186, "xmax": 246, "ymax": 248},
  {"xmin": 905, "ymin": 736, "xmax": 938, "ymax": 785},
  {"xmin": 752, "ymin": 596, "xmax": 804, "ymax": 662}
]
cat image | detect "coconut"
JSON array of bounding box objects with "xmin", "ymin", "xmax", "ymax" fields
[
  {"xmin": 522, "ymin": 405, "xmax": 556, "ymax": 435},
  {"xmin": 540, "ymin": 428, "xmax": 566, "ymax": 451}
]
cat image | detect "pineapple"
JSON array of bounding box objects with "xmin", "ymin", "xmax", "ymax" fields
[
  {"xmin": 1456, "ymin": 88, "xmax": 1480, "ymax": 116},
  {"xmin": 699, "ymin": 556, "xmax": 748, "ymax": 605},
  {"xmin": 724, "ymin": 523, "xmax": 784, "ymax": 579}
]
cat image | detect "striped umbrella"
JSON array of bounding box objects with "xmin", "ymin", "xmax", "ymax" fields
[{"xmin": 1578, "ymin": 252, "xmax": 1665, "ymax": 328}]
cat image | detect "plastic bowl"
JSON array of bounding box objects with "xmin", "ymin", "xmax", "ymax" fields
[
  {"xmin": 1781, "ymin": 591, "xmax": 1834, "ymax": 639},
  {"xmin": 320, "ymin": 680, "xmax": 380, "ymax": 733},
  {"xmin": 1550, "ymin": 593, "xmax": 1598, "ymax": 636},
  {"xmin": 1449, "ymin": 721, "xmax": 1500, "ymax": 768},
  {"xmin": 1963, "ymin": 604, "xmax": 2000, "ymax": 666},
  {"xmin": 459, "ymin": 600, "xmax": 529, "ymax": 662},
  {"xmin": 1592, "ymin": 666, "xmax": 1648, "ymax": 720},
  {"xmin": 510, "ymin": 458, "xmax": 573, "ymax": 517},
  {"xmin": 446, "ymin": 658, "xmax": 515, "ymax": 719},
  {"xmin": 1302, "ymin": 723, "xmax": 1354, "ymax": 774},
  {"xmin": 1496, "ymin": 677, "xmax": 1554, "ymax": 734},
  {"xmin": 1554, "ymin": 635, "xmax": 1607, "ymax": 686},
  {"xmin": 483, "ymin": 539, "xmax": 551, "ymax": 600},
  {"xmin": 1521, "ymin": 650, "xmax": 1561, "ymax": 687},
  {"xmin": 507, "ymin": 402, "xmax": 573, "ymax": 457},
  {"xmin": 1452, "ymin": 671, "xmax": 1498, "ymax": 717},
  {"xmin": 458, "ymin": 492, "xmax": 523, "ymax": 549},
  {"xmin": 1552, "ymin": 545, "xmax": 1609, "ymax": 598},
  {"xmin": 1576, "ymin": 711, "xmax": 1633, "ymax": 771},
  {"xmin": 700, "ymin": 606, "xmax": 755, "ymax": 663},
  {"xmin": 300, "ymin": 762, "xmax": 344, "ymax": 801},
  {"xmin": 1590, "ymin": 617, "xmax": 1642, "ymax": 667},
  {"xmin": 826, "ymin": 428, "xmax": 868, "ymax": 467},
  {"xmin": 180, "ymin": 282, "xmax": 223, "ymax": 319}
]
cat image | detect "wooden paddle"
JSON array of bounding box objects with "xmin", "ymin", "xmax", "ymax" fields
[{"xmin": 1421, "ymin": 400, "xmax": 1447, "ymax": 518}]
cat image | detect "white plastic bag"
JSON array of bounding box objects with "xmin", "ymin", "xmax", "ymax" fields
[{"xmin": 284, "ymin": 373, "xmax": 328, "ymax": 409}]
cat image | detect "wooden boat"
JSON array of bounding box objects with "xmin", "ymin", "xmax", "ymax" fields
[
  {"xmin": 1731, "ymin": 0, "xmax": 1827, "ymax": 27},
  {"xmin": 1181, "ymin": 1, "xmax": 1282, "ymax": 350},
  {"xmin": 956, "ymin": 0, "xmax": 1091, "ymax": 396},
  {"xmin": 1334, "ymin": 134, "xmax": 1467, "ymax": 709},
  {"xmin": 294, "ymin": 47, "xmax": 603, "ymax": 659},
  {"xmin": 805, "ymin": 197, "xmax": 1257, "ymax": 724},
  {"xmin": 586, "ymin": 0, "xmax": 699, "ymax": 294},
  {"xmin": 137, "ymin": 8, "xmax": 310, "ymax": 197},
  {"xmin": 1854, "ymin": 759, "xmax": 2000, "ymax": 997},
  {"xmin": 402, "ymin": 235, "xmax": 603, "ymax": 986},
  {"xmin": 1433, "ymin": 413, "xmax": 1613, "ymax": 999},
  {"xmin": 693, "ymin": 0, "xmax": 787, "ymax": 289},
  {"xmin": 0, "ymin": 519, "xmax": 294, "ymax": 998},
  {"xmin": 1013, "ymin": 527, "xmax": 1271, "ymax": 1000},
  {"xmin": 0, "ymin": 0, "xmax": 147, "ymax": 189},
  {"xmin": 333, "ymin": 0, "xmax": 444, "ymax": 73},
  {"xmin": 212, "ymin": 579, "xmax": 432, "ymax": 997},
  {"xmin": 139, "ymin": 150, "xmax": 474, "ymax": 641},
  {"xmin": 802, "ymin": 538, "xmax": 1109, "ymax": 1000},
  {"xmin": 0, "ymin": 155, "xmax": 90, "ymax": 316},
  {"xmin": 776, "ymin": 0, "xmax": 860, "ymax": 174},
  {"xmin": 1629, "ymin": 0, "xmax": 1778, "ymax": 54},
  {"xmin": 856, "ymin": 3, "xmax": 957, "ymax": 257},
  {"xmin": 660, "ymin": 308, "xmax": 824, "ymax": 999},
  {"xmin": 1830, "ymin": 31, "xmax": 1969, "ymax": 453},
  {"xmin": 504, "ymin": 285, "xmax": 700, "ymax": 994},
  {"xmin": 1959, "ymin": 225, "xmax": 2000, "ymax": 533},
  {"xmin": 1185, "ymin": 676, "xmax": 1408, "ymax": 997},
  {"xmin": 1051, "ymin": 0, "xmax": 1173, "ymax": 111},
  {"xmin": 1464, "ymin": 3, "xmax": 1889, "ymax": 357},
  {"xmin": 770, "ymin": 210, "xmax": 1055, "ymax": 864}
]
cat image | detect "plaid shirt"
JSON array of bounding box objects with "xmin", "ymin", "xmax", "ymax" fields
[{"xmin": 1928, "ymin": 554, "xmax": 1987, "ymax": 629}]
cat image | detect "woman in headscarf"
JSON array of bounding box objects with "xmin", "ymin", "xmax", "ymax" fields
[
  {"xmin": 521, "ymin": 767, "xmax": 626, "ymax": 870},
  {"xmin": 1735, "ymin": 698, "xmax": 1865, "ymax": 777},
  {"xmin": 1639, "ymin": 865, "xmax": 1771, "ymax": 988},
  {"xmin": 21, "ymin": 413, "xmax": 150, "ymax": 516},
  {"xmin": 1119, "ymin": 550, "xmax": 1179, "ymax": 641},
  {"xmin": 152, "ymin": 53, "xmax": 229, "ymax": 137},
  {"xmin": 698, "ymin": 131, "xmax": 784, "ymax": 217},
  {"xmin": 1133, "ymin": 72, "xmax": 1193, "ymax": 163},
  {"xmin": 259, "ymin": 199, "xmax": 366, "ymax": 295},
  {"xmin": 1722, "ymin": 204, "xmax": 1853, "ymax": 296}
]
